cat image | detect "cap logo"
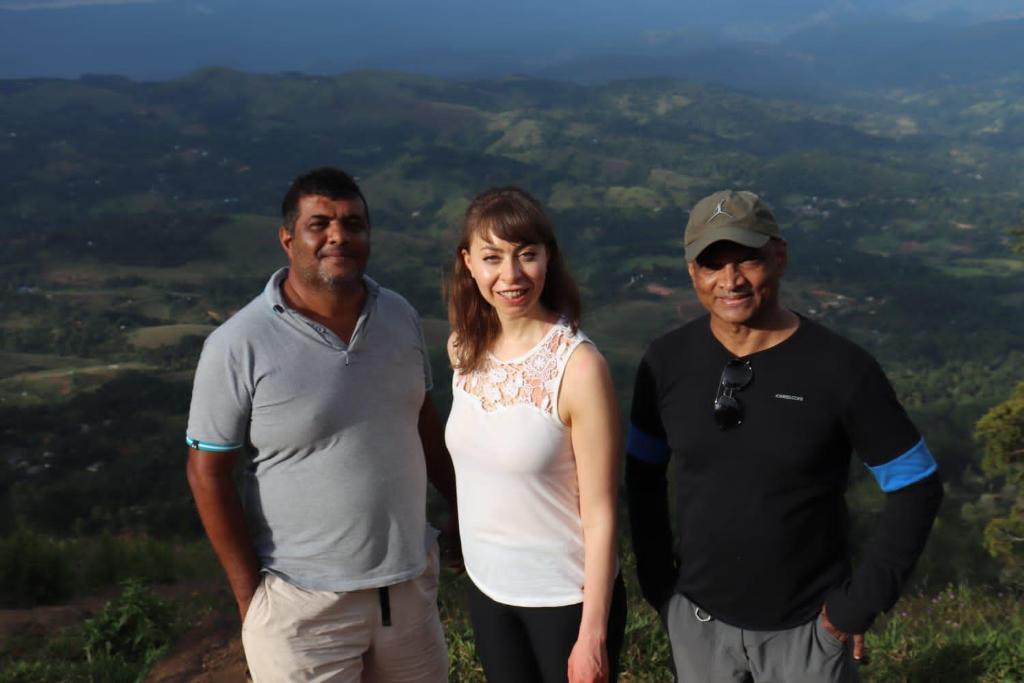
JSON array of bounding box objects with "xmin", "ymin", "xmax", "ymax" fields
[{"xmin": 707, "ymin": 199, "xmax": 734, "ymax": 223}]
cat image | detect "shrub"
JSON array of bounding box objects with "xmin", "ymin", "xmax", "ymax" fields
[
  {"xmin": 0, "ymin": 528, "xmax": 73, "ymax": 606},
  {"xmin": 0, "ymin": 579, "xmax": 180, "ymax": 683},
  {"xmin": 81, "ymin": 579, "xmax": 178, "ymax": 679}
]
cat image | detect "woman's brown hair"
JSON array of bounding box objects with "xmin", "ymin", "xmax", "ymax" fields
[{"xmin": 446, "ymin": 187, "xmax": 581, "ymax": 373}]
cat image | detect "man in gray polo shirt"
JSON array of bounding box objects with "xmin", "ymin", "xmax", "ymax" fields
[{"xmin": 186, "ymin": 167, "xmax": 456, "ymax": 682}]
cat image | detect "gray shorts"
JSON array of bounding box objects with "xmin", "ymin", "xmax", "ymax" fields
[{"xmin": 662, "ymin": 593, "xmax": 858, "ymax": 683}]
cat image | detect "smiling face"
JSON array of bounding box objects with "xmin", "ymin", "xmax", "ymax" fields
[
  {"xmin": 279, "ymin": 193, "xmax": 370, "ymax": 290},
  {"xmin": 462, "ymin": 231, "xmax": 549, "ymax": 320},
  {"xmin": 687, "ymin": 238, "xmax": 787, "ymax": 328}
]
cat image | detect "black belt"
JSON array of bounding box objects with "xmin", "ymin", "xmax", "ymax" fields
[{"xmin": 378, "ymin": 586, "xmax": 392, "ymax": 627}]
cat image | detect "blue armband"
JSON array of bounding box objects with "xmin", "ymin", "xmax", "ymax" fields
[
  {"xmin": 866, "ymin": 438, "xmax": 937, "ymax": 492},
  {"xmin": 627, "ymin": 422, "xmax": 671, "ymax": 464},
  {"xmin": 185, "ymin": 436, "xmax": 243, "ymax": 452}
]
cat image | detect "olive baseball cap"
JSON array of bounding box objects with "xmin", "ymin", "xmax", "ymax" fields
[{"xmin": 684, "ymin": 190, "xmax": 780, "ymax": 261}]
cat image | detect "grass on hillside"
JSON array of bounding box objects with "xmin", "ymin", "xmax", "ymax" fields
[
  {"xmin": 1, "ymin": 531, "xmax": 1022, "ymax": 682},
  {"xmin": 866, "ymin": 584, "xmax": 1024, "ymax": 683},
  {"xmin": 0, "ymin": 579, "xmax": 189, "ymax": 683},
  {"xmin": 442, "ymin": 555, "xmax": 1024, "ymax": 682},
  {"xmin": 0, "ymin": 530, "xmax": 214, "ymax": 608},
  {"xmin": 128, "ymin": 324, "xmax": 214, "ymax": 349},
  {"xmin": 209, "ymin": 213, "xmax": 284, "ymax": 275},
  {"xmin": 0, "ymin": 351, "xmax": 95, "ymax": 378},
  {"xmin": 0, "ymin": 362, "xmax": 152, "ymax": 405}
]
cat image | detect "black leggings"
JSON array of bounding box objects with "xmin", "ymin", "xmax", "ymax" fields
[{"xmin": 466, "ymin": 574, "xmax": 628, "ymax": 683}]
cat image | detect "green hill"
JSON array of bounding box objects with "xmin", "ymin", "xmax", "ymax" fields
[{"xmin": 0, "ymin": 67, "xmax": 1022, "ymax": 681}]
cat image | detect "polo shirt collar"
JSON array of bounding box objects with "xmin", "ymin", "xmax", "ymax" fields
[{"xmin": 263, "ymin": 267, "xmax": 380, "ymax": 350}]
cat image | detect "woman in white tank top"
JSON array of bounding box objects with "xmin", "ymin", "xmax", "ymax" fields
[{"xmin": 445, "ymin": 187, "xmax": 625, "ymax": 683}]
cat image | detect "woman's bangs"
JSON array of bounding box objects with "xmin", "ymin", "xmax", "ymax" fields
[{"xmin": 475, "ymin": 204, "xmax": 549, "ymax": 247}]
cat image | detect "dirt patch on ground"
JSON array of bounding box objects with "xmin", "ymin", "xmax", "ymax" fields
[
  {"xmin": 145, "ymin": 605, "xmax": 248, "ymax": 683},
  {"xmin": 0, "ymin": 580, "xmax": 248, "ymax": 683},
  {"xmin": 0, "ymin": 597, "xmax": 107, "ymax": 645}
]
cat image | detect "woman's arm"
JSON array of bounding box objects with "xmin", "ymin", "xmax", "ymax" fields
[{"xmin": 559, "ymin": 343, "xmax": 621, "ymax": 683}]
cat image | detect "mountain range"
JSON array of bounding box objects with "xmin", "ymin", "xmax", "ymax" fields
[{"xmin": 2, "ymin": 0, "xmax": 1023, "ymax": 96}]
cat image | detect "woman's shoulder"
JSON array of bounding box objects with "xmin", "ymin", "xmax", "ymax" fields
[
  {"xmin": 558, "ymin": 324, "xmax": 607, "ymax": 386},
  {"xmin": 550, "ymin": 317, "xmax": 591, "ymax": 349},
  {"xmin": 562, "ymin": 335, "xmax": 605, "ymax": 375},
  {"xmin": 557, "ymin": 330, "xmax": 614, "ymax": 423}
]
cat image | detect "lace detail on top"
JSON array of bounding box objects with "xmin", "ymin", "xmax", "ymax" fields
[{"xmin": 455, "ymin": 321, "xmax": 583, "ymax": 416}]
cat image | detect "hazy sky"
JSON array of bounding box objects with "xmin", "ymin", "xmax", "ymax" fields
[
  {"xmin": 0, "ymin": 0, "xmax": 158, "ymax": 8},
  {"xmin": 1, "ymin": 0, "xmax": 1021, "ymax": 79}
]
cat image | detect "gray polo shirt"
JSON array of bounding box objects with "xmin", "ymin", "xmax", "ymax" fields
[{"xmin": 186, "ymin": 268, "xmax": 435, "ymax": 591}]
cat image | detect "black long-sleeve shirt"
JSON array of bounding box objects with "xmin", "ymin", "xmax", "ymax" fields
[{"xmin": 626, "ymin": 315, "xmax": 943, "ymax": 633}]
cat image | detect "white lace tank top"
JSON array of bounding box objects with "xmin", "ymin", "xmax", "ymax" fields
[{"xmin": 445, "ymin": 319, "xmax": 590, "ymax": 607}]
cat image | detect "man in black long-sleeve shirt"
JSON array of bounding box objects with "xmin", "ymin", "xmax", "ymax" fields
[{"xmin": 626, "ymin": 190, "xmax": 942, "ymax": 682}]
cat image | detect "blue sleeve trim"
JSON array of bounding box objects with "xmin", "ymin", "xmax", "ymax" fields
[
  {"xmin": 866, "ymin": 438, "xmax": 937, "ymax": 492},
  {"xmin": 185, "ymin": 436, "xmax": 243, "ymax": 452},
  {"xmin": 627, "ymin": 422, "xmax": 671, "ymax": 464}
]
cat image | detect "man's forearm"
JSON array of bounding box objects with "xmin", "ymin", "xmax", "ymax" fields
[
  {"xmin": 186, "ymin": 449, "xmax": 262, "ymax": 617},
  {"xmin": 625, "ymin": 456, "xmax": 677, "ymax": 609},
  {"xmin": 826, "ymin": 471, "xmax": 944, "ymax": 634}
]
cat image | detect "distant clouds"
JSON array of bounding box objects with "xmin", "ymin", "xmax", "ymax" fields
[{"xmin": 0, "ymin": 0, "xmax": 161, "ymax": 10}]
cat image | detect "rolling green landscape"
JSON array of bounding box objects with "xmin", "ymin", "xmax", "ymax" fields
[{"xmin": 1, "ymin": 66, "xmax": 1023, "ymax": 681}]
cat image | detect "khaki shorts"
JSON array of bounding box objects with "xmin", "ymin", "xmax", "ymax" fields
[{"xmin": 242, "ymin": 545, "xmax": 448, "ymax": 683}]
